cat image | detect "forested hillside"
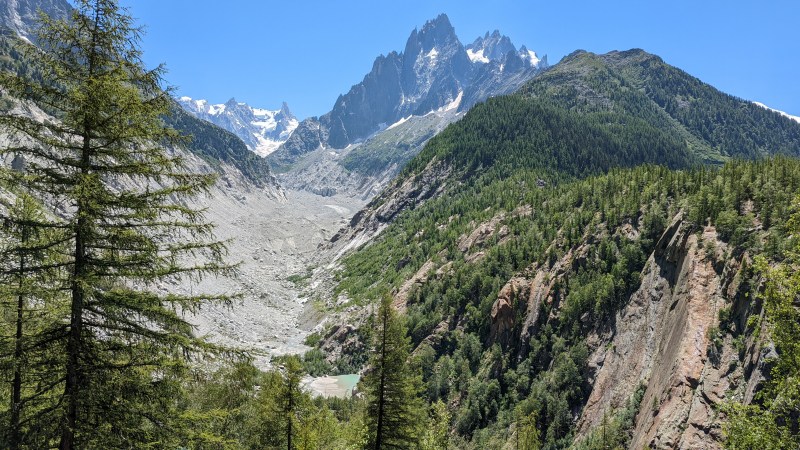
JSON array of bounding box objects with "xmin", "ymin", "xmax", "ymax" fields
[
  {"xmin": 321, "ymin": 49, "xmax": 800, "ymax": 448},
  {"xmin": 401, "ymin": 49, "xmax": 800, "ymax": 187},
  {"xmin": 330, "ymin": 159, "xmax": 800, "ymax": 448},
  {"xmin": 332, "ymin": 49, "xmax": 800, "ymax": 260}
]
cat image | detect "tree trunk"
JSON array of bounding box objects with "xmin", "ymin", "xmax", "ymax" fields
[
  {"xmin": 60, "ymin": 8, "xmax": 100, "ymax": 446},
  {"xmin": 9, "ymin": 228, "xmax": 27, "ymax": 450},
  {"xmin": 375, "ymin": 307, "xmax": 388, "ymax": 450},
  {"xmin": 60, "ymin": 210, "xmax": 86, "ymax": 450},
  {"xmin": 287, "ymin": 383, "xmax": 293, "ymax": 450}
]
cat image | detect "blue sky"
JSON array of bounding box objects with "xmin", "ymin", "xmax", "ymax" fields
[{"xmin": 119, "ymin": 0, "xmax": 800, "ymax": 120}]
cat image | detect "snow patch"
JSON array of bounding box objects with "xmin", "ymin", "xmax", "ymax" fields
[
  {"xmin": 252, "ymin": 135, "xmax": 283, "ymax": 157},
  {"xmin": 753, "ymin": 102, "xmax": 800, "ymax": 124},
  {"xmin": 443, "ymin": 91, "xmax": 463, "ymax": 112},
  {"xmin": 467, "ymin": 48, "xmax": 490, "ymax": 64},
  {"xmin": 207, "ymin": 103, "xmax": 225, "ymax": 115},
  {"xmin": 324, "ymin": 204, "xmax": 350, "ymax": 215},
  {"xmin": 387, "ymin": 115, "xmax": 412, "ymax": 130},
  {"xmin": 426, "ymin": 47, "xmax": 439, "ymax": 62},
  {"xmin": 252, "ymin": 119, "xmax": 278, "ymax": 130},
  {"xmin": 524, "ymin": 50, "xmax": 540, "ymax": 66}
]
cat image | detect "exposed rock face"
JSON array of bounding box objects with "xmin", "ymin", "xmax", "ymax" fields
[
  {"xmin": 574, "ymin": 216, "xmax": 764, "ymax": 449},
  {"xmin": 474, "ymin": 211, "xmax": 770, "ymax": 448},
  {"xmin": 277, "ymin": 99, "xmax": 461, "ymax": 200},
  {"xmin": 485, "ymin": 240, "xmax": 593, "ymax": 355},
  {"xmin": 270, "ymin": 117, "xmax": 328, "ymax": 170},
  {"xmin": 394, "ymin": 259, "xmax": 437, "ymax": 312},
  {"xmin": 324, "ymin": 159, "xmax": 452, "ymax": 262},
  {"xmin": 1, "ymin": 0, "xmax": 71, "ymax": 41},
  {"xmin": 489, "ymin": 277, "xmax": 529, "ymax": 347}
]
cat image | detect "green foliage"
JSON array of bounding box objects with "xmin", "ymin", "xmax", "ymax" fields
[
  {"xmin": 724, "ymin": 200, "xmax": 800, "ymax": 448},
  {"xmin": 0, "ymin": 191, "xmax": 69, "ymax": 449},
  {"xmin": 522, "ymin": 49, "xmax": 800, "ymax": 162},
  {"xmin": 420, "ymin": 400, "xmax": 451, "ymax": 450},
  {"xmin": 301, "ymin": 348, "xmax": 333, "ymax": 377},
  {"xmin": 303, "ymin": 331, "xmax": 322, "ymax": 347},
  {"xmin": 404, "ymin": 94, "xmax": 696, "ymax": 184},
  {"xmin": 181, "ymin": 360, "xmax": 367, "ymax": 450},
  {"xmin": 515, "ymin": 410, "xmax": 542, "ymax": 450},
  {"xmin": 0, "ymin": 1, "xmax": 232, "ymax": 447},
  {"xmin": 362, "ymin": 296, "xmax": 426, "ymax": 449},
  {"xmin": 336, "ymin": 156, "xmax": 800, "ymax": 447}
]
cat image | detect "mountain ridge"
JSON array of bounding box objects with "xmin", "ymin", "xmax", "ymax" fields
[
  {"xmin": 268, "ymin": 13, "xmax": 547, "ymax": 173},
  {"xmin": 0, "ymin": 0, "xmax": 71, "ymax": 41},
  {"xmin": 331, "ymin": 47, "xmax": 800, "ymax": 252},
  {"xmin": 178, "ymin": 96, "xmax": 299, "ymax": 157}
]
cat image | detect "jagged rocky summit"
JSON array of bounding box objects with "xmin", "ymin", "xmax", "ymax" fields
[
  {"xmin": 178, "ymin": 97, "xmax": 299, "ymax": 157},
  {"xmin": 269, "ymin": 13, "xmax": 548, "ymax": 170}
]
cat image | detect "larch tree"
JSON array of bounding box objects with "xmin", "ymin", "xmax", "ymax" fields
[
  {"xmin": 362, "ymin": 295, "xmax": 425, "ymax": 450},
  {"xmin": 281, "ymin": 355, "xmax": 305, "ymax": 450},
  {"xmin": 0, "ymin": 191, "xmax": 68, "ymax": 449},
  {"xmin": 0, "ymin": 0, "xmax": 231, "ymax": 448}
]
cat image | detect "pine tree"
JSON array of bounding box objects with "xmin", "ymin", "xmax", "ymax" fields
[
  {"xmin": 0, "ymin": 0, "xmax": 231, "ymax": 447},
  {"xmin": 0, "ymin": 190, "xmax": 68, "ymax": 449},
  {"xmin": 724, "ymin": 197, "xmax": 800, "ymax": 448},
  {"xmin": 516, "ymin": 410, "xmax": 541, "ymax": 450},
  {"xmin": 421, "ymin": 400, "xmax": 451, "ymax": 450},
  {"xmin": 363, "ymin": 295, "xmax": 425, "ymax": 450},
  {"xmin": 281, "ymin": 355, "xmax": 305, "ymax": 450}
]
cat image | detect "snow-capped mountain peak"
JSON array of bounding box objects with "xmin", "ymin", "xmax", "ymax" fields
[
  {"xmin": 519, "ymin": 45, "xmax": 542, "ymax": 66},
  {"xmin": 178, "ymin": 97, "xmax": 299, "ymax": 157},
  {"xmin": 272, "ymin": 13, "xmax": 549, "ymax": 164},
  {"xmin": 466, "ymin": 32, "xmax": 545, "ymax": 70}
]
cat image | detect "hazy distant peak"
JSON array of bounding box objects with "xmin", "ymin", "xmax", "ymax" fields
[{"xmin": 177, "ymin": 96, "xmax": 299, "ymax": 157}]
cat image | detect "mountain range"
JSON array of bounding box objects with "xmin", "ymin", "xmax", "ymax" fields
[
  {"xmin": 268, "ymin": 14, "xmax": 547, "ymax": 171},
  {"xmin": 333, "ymin": 47, "xmax": 800, "ymax": 250},
  {"xmin": 177, "ymin": 97, "xmax": 299, "ymax": 157},
  {"xmin": 0, "ymin": 0, "xmax": 70, "ymax": 41},
  {"xmin": 324, "ymin": 47, "xmax": 800, "ymax": 448},
  {"xmin": 258, "ymin": 14, "xmax": 548, "ymax": 200},
  {"xmin": 3, "ymin": 1, "xmax": 800, "ymax": 447}
]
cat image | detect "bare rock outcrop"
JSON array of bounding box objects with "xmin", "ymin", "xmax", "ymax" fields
[
  {"xmin": 394, "ymin": 259, "xmax": 437, "ymax": 312},
  {"xmin": 489, "ymin": 277, "xmax": 530, "ymax": 347},
  {"xmin": 575, "ymin": 215, "xmax": 762, "ymax": 449}
]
